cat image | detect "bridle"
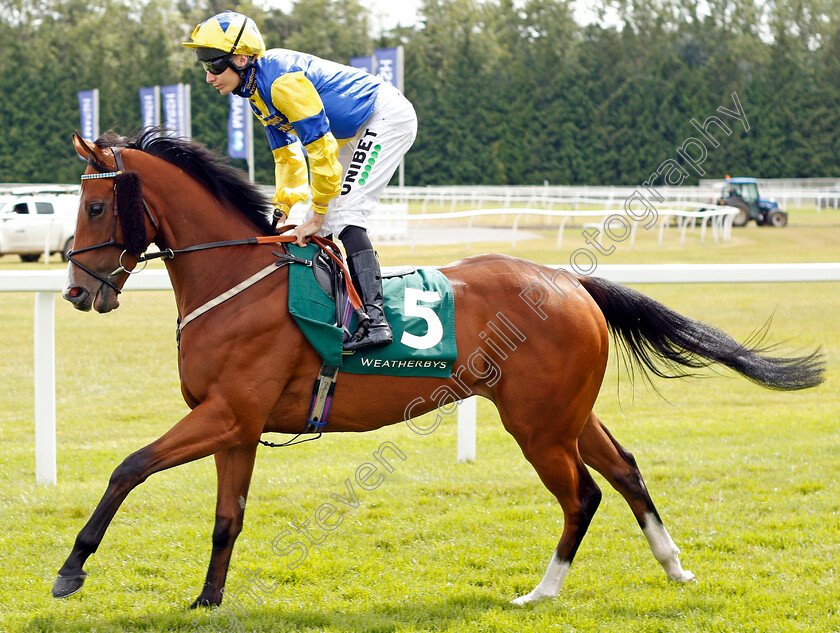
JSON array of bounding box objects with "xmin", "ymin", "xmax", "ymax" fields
[
  {"xmin": 71, "ymin": 145, "xmax": 368, "ymax": 322},
  {"xmin": 70, "ymin": 147, "xmax": 158, "ymax": 295}
]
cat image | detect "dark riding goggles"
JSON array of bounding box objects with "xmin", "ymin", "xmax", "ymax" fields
[{"xmin": 201, "ymin": 54, "xmax": 234, "ymax": 75}]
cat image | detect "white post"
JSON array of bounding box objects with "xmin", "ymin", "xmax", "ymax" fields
[
  {"xmin": 246, "ymin": 104, "xmax": 254, "ymax": 183},
  {"xmin": 34, "ymin": 291, "xmax": 57, "ymax": 485},
  {"xmin": 457, "ymin": 396, "xmax": 476, "ymax": 463}
]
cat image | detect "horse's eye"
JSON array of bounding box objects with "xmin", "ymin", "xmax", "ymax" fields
[{"xmin": 88, "ymin": 203, "xmax": 105, "ymax": 217}]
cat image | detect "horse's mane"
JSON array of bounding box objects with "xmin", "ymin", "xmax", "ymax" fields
[{"xmin": 95, "ymin": 128, "xmax": 275, "ymax": 236}]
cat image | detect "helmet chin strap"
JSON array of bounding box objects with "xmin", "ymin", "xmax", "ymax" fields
[
  {"xmin": 233, "ymin": 62, "xmax": 258, "ymax": 97},
  {"xmin": 227, "ymin": 17, "xmax": 252, "ymax": 94}
]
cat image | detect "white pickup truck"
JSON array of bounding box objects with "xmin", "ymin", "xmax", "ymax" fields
[{"xmin": 0, "ymin": 192, "xmax": 79, "ymax": 262}]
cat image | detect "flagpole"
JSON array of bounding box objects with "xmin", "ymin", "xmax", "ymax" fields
[
  {"xmin": 92, "ymin": 89, "xmax": 100, "ymax": 139},
  {"xmin": 184, "ymin": 83, "xmax": 192, "ymax": 138}
]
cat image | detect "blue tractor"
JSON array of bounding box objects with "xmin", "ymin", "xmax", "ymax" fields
[{"xmin": 715, "ymin": 177, "xmax": 788, "ymax": 227}]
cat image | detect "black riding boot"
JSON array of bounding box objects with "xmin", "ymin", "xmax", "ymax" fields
[{"xmin": 344, "ymin": 248, "xmax": 393, "ymax": 351}]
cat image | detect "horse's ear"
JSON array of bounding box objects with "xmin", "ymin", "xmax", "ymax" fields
[{"xmin": 73, "ymin": 131, "xmax": 97, "ymax": 161}]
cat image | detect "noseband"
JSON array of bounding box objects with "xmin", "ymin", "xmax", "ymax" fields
[{"xmin": 70, "ymin": 147, "xmax": 158, "ymax": 295}]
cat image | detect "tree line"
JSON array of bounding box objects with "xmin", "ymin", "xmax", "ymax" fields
[{"xmin": 1, "ymin": 0, "xmax": 838, "ymax": 187}]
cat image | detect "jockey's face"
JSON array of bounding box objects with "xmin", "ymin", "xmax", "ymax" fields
[{"xmin": 205, "ymin": 54, "xmax": 250, "ymax": 95}]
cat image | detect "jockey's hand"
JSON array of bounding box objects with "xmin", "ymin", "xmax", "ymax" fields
[
  {"xmin": 273, "ymin": 207, "xmax": 288, "ymax": 226},
  {"xmin": 292, "ymin": 212, "xmax": 326, "ymax": 246}
]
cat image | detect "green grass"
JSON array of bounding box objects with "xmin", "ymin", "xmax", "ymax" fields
[{"xmin": 1, "ymin": 208, "xmax": 839, "ymax": 632}]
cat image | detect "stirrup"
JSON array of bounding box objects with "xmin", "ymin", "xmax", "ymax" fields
[{"xmin": 343, "ymin": 323, "xmax": 393, "ymax": 352}]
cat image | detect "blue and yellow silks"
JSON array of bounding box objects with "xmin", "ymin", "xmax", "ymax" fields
[{"xmin": 243, "ymin": 50, "xmax": 381, "ymax": 212}]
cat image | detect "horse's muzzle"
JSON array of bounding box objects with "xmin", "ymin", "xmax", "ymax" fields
[
  {"xmin": 63, "ymin": 284, "xmax": 97, "ymax": 312},
  {"xmin": 63, "ymin": 266, "xmax": 120, "ymax": 313}
]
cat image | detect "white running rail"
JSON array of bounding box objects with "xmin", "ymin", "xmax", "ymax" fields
[{"xmin": 2, "ymin": 262, "xmax": 839, "ymax": 481}]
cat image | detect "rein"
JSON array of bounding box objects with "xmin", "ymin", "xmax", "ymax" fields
[{"xmin": 147, "ymin": 232, "xmax": 365, "ymax": 325}]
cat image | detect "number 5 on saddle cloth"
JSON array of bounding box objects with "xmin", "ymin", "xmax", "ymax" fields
[
  {"xmin": 280, "ymin": 243, "xmax": 457, "ymax": 434},
  {"xmin": 285, "ymin": 243, "xmax": 457, "ymax": 375}
]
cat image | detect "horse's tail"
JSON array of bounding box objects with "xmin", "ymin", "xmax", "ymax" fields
[{"xmin": 578, "ymin": 275, "xmax": 825, "ymax": 391}]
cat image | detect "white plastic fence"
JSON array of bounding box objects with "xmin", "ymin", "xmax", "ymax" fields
[
  {"xmin": 368, "ymin": 203, "xmax": 739, "ymax": 250},
  {"xmin": 381, "ymin": 184, "xmax": 840, "ymax": 213},
  {"xmin": 3, "ymin": 262, "xmax": 840, "ymax": 483}
]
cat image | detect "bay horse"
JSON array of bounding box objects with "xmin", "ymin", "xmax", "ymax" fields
[{"xmin": 56, "ymin": 129, "xmax": 824, "ymax": 608}]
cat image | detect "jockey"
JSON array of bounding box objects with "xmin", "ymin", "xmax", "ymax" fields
[{"xmin": 183, "ymin": 10, "xmax": 417, "ymax": 352}]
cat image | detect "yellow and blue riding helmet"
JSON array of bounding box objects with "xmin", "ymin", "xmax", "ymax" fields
[{"xmin": 183, "ymin": 11, "xmax": 265, "ymax": 89}]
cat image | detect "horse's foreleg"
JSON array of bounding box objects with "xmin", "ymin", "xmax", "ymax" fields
[
  {"xmin": 579, "ymin": 412, "xmax": 695, "ymax": 583},
  {"xmin": 53, "ymin": 399, "xmax": 259, "ymax": 599},
  {"xmin": 191, "ymin": 443, "xmax": 258, "ymax": 608}
]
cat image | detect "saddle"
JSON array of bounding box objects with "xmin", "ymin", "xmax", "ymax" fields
[
  {"xmin": 309, "ymin": 247, "xmax": 416, "ymax": 336},
  {"xmin": 312, "ymin": 251, "xmax": 416, "ymax": 299}
]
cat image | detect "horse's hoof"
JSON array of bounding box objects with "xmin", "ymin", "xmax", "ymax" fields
[
  {"xmin": 52, "ymin": 572, "xmax": 87, "ymax": 598},
  {"xmin": 190, "ymin": 596, "xmax": 220, "ymax": 609},
  {"xmin": 511, "ymin": 590, "xmax": 551, "ymax": 606},
  {"xmin": 675, "ymin": 569, "xmax": 697, "ymax": 583}
]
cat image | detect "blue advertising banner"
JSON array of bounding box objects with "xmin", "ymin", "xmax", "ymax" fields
[
  {"xmin": 228, "ymin": 94, "xmax": 249, "ymax": 160},
  {"xmin": 139, "ymin": 86, "xmax": 160, "ymax": 130},
  {"xmin": 349, "ymin": 55, "xmax": 375, "ymax": 74},
  {"xmin": 374, "ymin": 47, "xmax": 402, "ymax": 91},
  {"xmin": 77, "ymin": 89, "xmax": 99, "ymax": 141},
  {"xmin": 161, "ymin": 84, "xmax": 191, "ymax": 137}
]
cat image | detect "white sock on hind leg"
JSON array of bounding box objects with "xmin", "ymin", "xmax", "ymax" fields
[{"xmin": 511, "ymin": 551, "xmax": 570, "ymax": 605}]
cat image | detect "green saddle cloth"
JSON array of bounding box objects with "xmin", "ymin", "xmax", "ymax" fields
[{"xmin": 286, "ymin": 244, "xmax": 457, "ymax": 377}]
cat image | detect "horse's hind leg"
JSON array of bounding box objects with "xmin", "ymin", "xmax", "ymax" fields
[
  {"xmin": 579, "ymin": 411, "xmax": 695, "ymax": 582},
  {"xmin": 508, "ymin": 437, "xmax": 602, "ymax": 605},
  {"xmin": 191, "ymin": 443, "xmax": 259, "ymax": 608},
  {"xmin": 496, "ymin": 385, "xmax": 604, "ymax": 605}
]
